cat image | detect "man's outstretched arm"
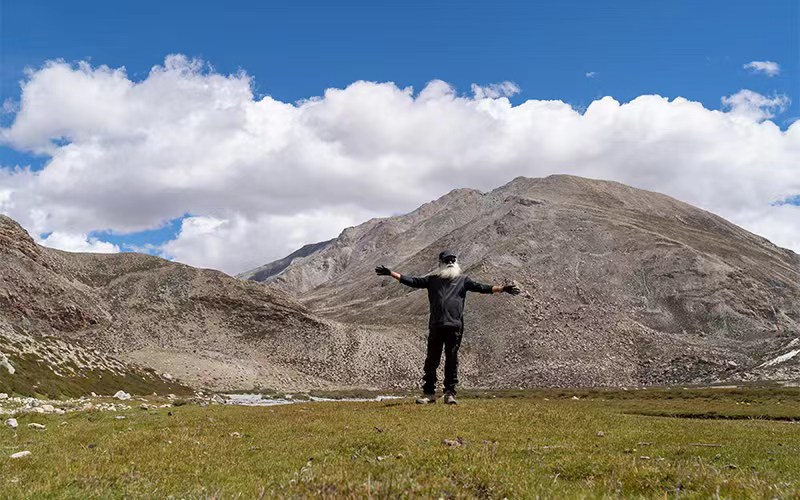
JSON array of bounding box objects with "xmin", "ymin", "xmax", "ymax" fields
[
  {"xmin": 375, "ymin": 265, "xmax": 429, "ymax": 288},
  {"xmin": 491, "ymin": 284, "xmax": 521, "ymax": 294},
  {"xmin": 466, "ymin": 277, "xmax": 521, "ymax": 295}
]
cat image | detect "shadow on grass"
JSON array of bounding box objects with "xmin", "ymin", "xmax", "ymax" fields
[{"xmin": 623, "ymin": 410, "xmax": 800, "ymax": 422}]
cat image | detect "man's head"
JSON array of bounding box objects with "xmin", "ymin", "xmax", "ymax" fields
[{"xmin": 437, "ymin": 250, "xmax": 461, "ymax": 279}]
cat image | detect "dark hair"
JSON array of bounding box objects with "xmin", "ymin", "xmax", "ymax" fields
[{"xmin": 438, "ymin": 250, "xmax": 457, "ymax": 262}]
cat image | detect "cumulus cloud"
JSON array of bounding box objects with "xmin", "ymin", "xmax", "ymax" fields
[
  {"xmin": 37, "ymin": 231, "xmax": 120, "ymax": 253},
  {"xmin": 160, "ymin": 210, "xmax": 371, "ymax": 272},
  {"xmin": 471, "ymin": 81, "xmax": 520, "ymax": 99},
  {"xmin": 744, "ymin": 60, "xmax": 781, "ymax": 77},
  {"xmin": 585, "ymin": 71, "xmax": 597, "ymax": 78},
  {"xmin": 1, "ymin": 55, "xmax": 799, "ymax": 274},
  {"xmin": 721, "ymin": 89, "xmax": 790, "ymax": 122}
]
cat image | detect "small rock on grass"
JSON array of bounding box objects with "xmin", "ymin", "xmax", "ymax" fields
[
  {"xmin": 10, "ymin": 451, "xmax": 31, "ymax": 459},
  {"xmin": 230, "ymin": 432, "xmax": 241, "ymax": 438},
  {"xmin": 28, "ymin": 423, "xmax": 45, "ymax": 430},
  {"xmin": 596, "ymin": 431, "xmax": 605, "ymax": 437},
  {"xmin": 443, "ymin": 437, "xmax": 465, "ymax": 447},
  {"xmin": 113, "ymin": 391, "xmax": 131, "ymax": 401},
  {"xmin": 5, "ymin": 418, "xmax": 18, "ymax": 429}
]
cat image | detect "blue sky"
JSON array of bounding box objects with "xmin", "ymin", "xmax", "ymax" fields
[
  {"xmin": 0, "ymin": 1, "xmax": 798, "ymax": 270},
  {"xmin": 2, "ymin": 1, "xmax": 796, "ymax": 121}
]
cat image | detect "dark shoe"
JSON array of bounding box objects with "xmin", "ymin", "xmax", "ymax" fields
[
  {"xmin": 444, "ymin": 392, "xmax": 457, "ymax": 405},
  {"xmin": 415, "ymin": 393, "xmax": 437, "ymax": 404}
]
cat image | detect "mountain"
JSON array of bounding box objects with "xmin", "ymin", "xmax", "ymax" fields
[
  {"xmin": 5, "ymin": 174, "xmax": 799, "ymax": 396},
  {"xmin": 0, "ymin": 215, "xmax": 423, "ymax": 395},
  {"xmin": 240, "ymin": 175, "xmax": 800, "ymax": 387},
  {"xmin": 236, "ymin": 239, "xmax": 335, "ymax": 282}
]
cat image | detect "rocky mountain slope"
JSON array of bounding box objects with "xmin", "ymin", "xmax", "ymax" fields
[
  {"xmin": 241, "ymin": 175, "xmax": 800, "ymax": 387},
  {"xmin": 0, "ymin": 215, "xmax": 423, "ymax": 395},
  {"xmin": 237, "ymin": 239, "xmax": 335, "ymax": 282}
]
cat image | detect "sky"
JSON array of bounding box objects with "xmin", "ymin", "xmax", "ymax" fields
[{"xmin": 0, "ymin": 0, "xmax": 798, "ymax": 274}]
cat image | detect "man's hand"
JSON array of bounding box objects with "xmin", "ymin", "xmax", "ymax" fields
[
  {"xmin": 375, "ymin": 265, "xmax": 392, "ymax": 276},
  {"xmin": 502, "ymin": 284, "xmax": 521, "ymax": 295}
]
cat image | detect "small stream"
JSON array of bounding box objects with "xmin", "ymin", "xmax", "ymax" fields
[{"xmin": 222, "ymin": 394, "xmax": 405, "ymax": 406}]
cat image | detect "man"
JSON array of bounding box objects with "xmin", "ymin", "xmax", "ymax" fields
[{"xmin": 375, "ymin": 250, "xmax": 520, "ymax": 405}]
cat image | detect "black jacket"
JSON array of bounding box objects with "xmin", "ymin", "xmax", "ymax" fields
[{"xmin": 399, "ymin": 273, "xmax": 493, "ymax": 328}]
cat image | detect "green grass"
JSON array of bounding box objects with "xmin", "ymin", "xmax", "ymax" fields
[
  {"xmin": 0, "ymin": 352, "xmax": 193, "ymax": 399},
  {"xmin": 2, "ymin": 388, "xmax": 800, "ymax": 498},
  {"xmin": 1, "ymin": 325, "xmax": 193, "ymax": 399}
]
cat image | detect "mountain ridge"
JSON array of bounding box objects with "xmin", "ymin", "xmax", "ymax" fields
[
  {"xmin": 0, "ymin": 214, "xmax": 423, "ymax": 394},
  {"xmin": 3, "ymin": 174, "xmax": 799, "ymax": 396},
  {"xmin": 240, "ymin": 174, "xmax": 800, "ymax": 386}
]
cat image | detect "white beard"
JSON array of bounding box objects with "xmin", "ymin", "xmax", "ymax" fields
[{"xmin": 436, "ymin": 262, "xmax": 462, "ymax": 280}]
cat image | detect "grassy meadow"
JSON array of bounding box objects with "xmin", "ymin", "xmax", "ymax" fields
[{"xmin": 1, "ymin": 386, "xmax": 799, "ymax": 498}]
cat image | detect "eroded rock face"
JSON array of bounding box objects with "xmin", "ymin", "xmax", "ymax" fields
[{"xmin": 241, "ymin": 175, "xmax": 800, "ymax": 387}]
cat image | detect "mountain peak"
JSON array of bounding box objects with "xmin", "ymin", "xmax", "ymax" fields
[
  {"xmin": 0, "ymin": 214, "xmax": 41, "ymax": 259},
  {"xmin": 239, "ymin": 174, "xmax": 800, "ymax": 387}
]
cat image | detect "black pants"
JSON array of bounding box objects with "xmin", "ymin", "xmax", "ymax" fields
[{"xmin": 422, "ymin": 324, "xmax": 463, "ymax": 395}]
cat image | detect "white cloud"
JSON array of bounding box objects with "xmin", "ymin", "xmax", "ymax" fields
[
  {"xmin": 744, "ymin": 60, "xmax": 781, "ymax": 77},
  {"xmin": 37, "ymin": 231, "xmax": 119, "ymax": 254},
  {"xmin": 2, "ymin": 99, "xmax": 19, "ymax": 114},
  {"xmin": 1, "ymin": 56, "xmax": 799, "ymax": 274},
  {"xmin": 471, "ymin": 81, "xmax": 520, "ymax": 99},
  {"xmin": 160, "ymin": 210, "xmax": 372, "ymax": 272},
  {"xmin": 721, "ymin": 89, "xmax": 790, "ymax": 122},
  {"xmin": 585, "ymin": 71, "xmax": 597, "ymax": 79}
]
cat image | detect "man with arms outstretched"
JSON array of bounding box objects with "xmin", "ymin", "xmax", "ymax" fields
[{"xmin": 375, "ymin": 250, "xmax": 520, "ymax": 405}]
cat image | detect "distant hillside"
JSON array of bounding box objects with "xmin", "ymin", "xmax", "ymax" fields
[
  {"xmin": 0, "ymin": 215, "xmax": 421, "ymax": 395},
  {"xmin": 237, "ymin": 239, "xmax": 335, "ymax": 282},
  {"xmin": 241, "ymin": 175, "xmax": 800, "ymax": 387}
]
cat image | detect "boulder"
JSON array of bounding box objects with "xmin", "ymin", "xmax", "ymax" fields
[
  {"xmin": 113, "ymin": 391, "xmax": 132, "ymax": 401},
  {"xmin": 0, "ymin": 353, "xmax": 14, "ymax": 375}
]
